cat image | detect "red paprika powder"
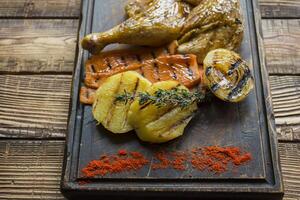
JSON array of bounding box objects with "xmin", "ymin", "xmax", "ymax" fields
[
  {"xmin": 81, "ymin": 150, "xmax": 149, "ymax": 178},
  {"xmin": 80, "ymin": 146, "xmax": 252, "ymax": 180},
  {"xmin": 191, "ymin": 146, "xmax": 252, "ymax": 173}
]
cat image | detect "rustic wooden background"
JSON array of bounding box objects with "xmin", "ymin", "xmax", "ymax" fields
[{"xmin": 0, "ymin": 0, "xmax": 299, "ymax": 199}]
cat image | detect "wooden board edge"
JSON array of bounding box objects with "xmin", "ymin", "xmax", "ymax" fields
[
  {"xmin": 252, "ymin": 0, "xmax": 284, "ymax": 195},
  {"xmin": 61, "ymin": 0, "xmax": 94, "ymax": 194},
  {"xmin": 60, "ymin": 0, "xmax": 285, "ymax": 198}
]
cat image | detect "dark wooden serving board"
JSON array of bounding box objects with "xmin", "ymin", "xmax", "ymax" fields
[{"xmin": 61, "ymin": 0, "xmax": 283, "ymax": 199}]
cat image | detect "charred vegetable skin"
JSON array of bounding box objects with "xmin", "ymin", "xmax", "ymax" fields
[
  {"xmin": 203, "ymin": 49, "xmax": 253, "ymax": 102},
  {"xmin": 81, "ymin": 0, "xmax": 191, "ymax": 54}
]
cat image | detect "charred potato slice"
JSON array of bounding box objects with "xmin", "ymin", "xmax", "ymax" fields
[
  {"xmin": 92, "ymin": 71, "xmax": 151, "ymax": 133},
  {"xmin": 129, "ymin": 81, "xmax": 198, "ymax": 143}
]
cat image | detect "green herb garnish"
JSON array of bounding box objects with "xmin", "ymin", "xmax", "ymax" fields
[{"xmin": 116, "ymin": 88, "xmax": 210, "ymax": 108}]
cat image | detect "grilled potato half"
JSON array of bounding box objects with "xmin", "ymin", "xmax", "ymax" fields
[
  {"xmin": 129, "ymin": 81, "xmax": 198, "ymax": 143},
  {"xmin": 92, "ymin": 71, "xmax": 151, "ymax": 133}
]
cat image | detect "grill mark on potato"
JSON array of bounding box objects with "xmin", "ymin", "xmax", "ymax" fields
[
  {"xmin": 123, "ymin": 78, "xmax": 140, "ymax": 127},
  {"xmin": 159, "ymin": 116, "xmax": 193, "ymax": 138},
  {"xmin": 144, "ymin": 106, "xmax": 177, "ymax": 126},
  {"xmin": 105, "ymin": 74, "xmax": 123, "ymax": 127},
  {"xmin": 140, "ymin": 102, "xmax": 152, "ymax": 110},
  {"xmin": 93, "ymin": 97, "xmax": 99, "ymax": 112}
]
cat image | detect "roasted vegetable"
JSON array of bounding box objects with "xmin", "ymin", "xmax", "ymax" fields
[
  {"xmin": 92, "ymin": 71, "xmax": 151, "ymax": 133},
  {"xmin": 84, "ymin": 49, "xmax": 201, "ymax": 90},
  {"xmin": 128, "ymin": 81, "xmax": 198, "ymax": 143},
  {"xmin": 203, "ymin": 49, "xmax": 253, "ymax": 102}
]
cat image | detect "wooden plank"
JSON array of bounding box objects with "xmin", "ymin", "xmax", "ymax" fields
[
  {"xmin": 259, "ymin": 0, "xmax": 300, "ymax": 18},
  {"xmin": 0, "ymin": 140, "xmax": 297, "ymax": 200},
  {"xmin": 262, "ymin": 19, "xmax": 300, "ymax": 75},
  {"xmin": 0, "ymin": 140, "xmax": 65, "ymax": 200},
  {"xmin": 0, "ymin": 75, "xmax": 72, "ymax": 138},
  {"xmin": 0, "ymin": 0, "xmax": 299, "ymax": 19},
  {"xmin": 0, "ymin": 19, "xmax": 78, "ymax": 73},
  {"xmin": 278, "ymin": 143, "xmax": 300, "ymax": 200},
  {"xmin": 0, "ymin": 0, "xmax": 80, "ymax": 18},
  {"xmin": 1, "ymin": 0, "xmax": 299, "ymax": 19},
  {"xmin": 270, "ymin": 75, "xmax": 300, "ymax": 141}
]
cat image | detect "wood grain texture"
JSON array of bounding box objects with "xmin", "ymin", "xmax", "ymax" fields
[
  {"xmin": 262, "ymin": 19, "xmax": 300, "ymax": 75},
  {"xmin": 0, "ymin": 140, "xmax": 297, "ymax": 200},
  {"xmin": 0, "ymin": 0, "xmax": 80, "ymax": 18},
  {"xmin": 270, "ymin": 76, "xmax": 300, "ymax": 141},
  {"xmin": 0, "ymin": 0, "xmax": 299, "ymax": 19},
  {"xmin": 259, "ymin": 0, "xmax": 300, "ymax": 18},
  {"xmin": 0, "ymin": 75, "xmax": 72, "ymax": 138},
  {"xmin": 0, "ymin": 19, "xmax": 78, "ymax": 73},
  {"xmin": 0, "ymin": 140, "xmax": 65, "ymax": 200},
  {"xmin": 278, "ymin": 143, "xmax": 300, "ymax": 200}
]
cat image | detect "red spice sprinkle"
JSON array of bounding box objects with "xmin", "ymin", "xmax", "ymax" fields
[
  {"xmin": 152, "ymin": 151, "xmax": 188, "ymax": 170},
  {"xmin": 233, "ymin": 153, "xmax": 252, "ymax": 165},
  {"xmin": 152, "ymin": 151, "xmax": 170, "ymax": 169},
  {"xmin": 191, "ymin": 146, "xmax": 252, "ymax": 174},
  {"xmin": 81, "ymin": 151, "xmax": 149, "ymax": 177},
  {"xmin": 171, "ymin": 151, "xmax": 188, "ymax": 170},
  {"xmin": 81, "ymin": 147, "xmax": 252, "ymax": 177},
  {"xmin": 118, "ymin": 149, "xmax": 127, "ymax": 156},
  {"xmin": 130, "ymin": 151, "xmax": 144, "ymax": 158}
]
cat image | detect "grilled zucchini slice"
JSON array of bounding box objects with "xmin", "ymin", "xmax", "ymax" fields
[
  {"xmin": 128, "ymin": 81, "xmax": 198, "ymax": 143},
  {"xmin": 92, "ymin": 71, "xmax": 151, "ymax": 133}
]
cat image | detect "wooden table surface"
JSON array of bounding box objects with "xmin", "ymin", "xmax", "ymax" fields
[{"xmin": 0, "ymin": 0, "xmax": 299, "ymax": 199}]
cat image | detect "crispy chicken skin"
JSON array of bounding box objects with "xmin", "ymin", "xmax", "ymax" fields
[
  {"xmin": 177, "ymin": 0, "xmax": 244, "ymax": 63},
  {"xmin": 81, "ymin": 0, "xmax": 243, "ymax": 63},
  {"xmin": 81, "ymin": 0, "xmax": 191, "ymax": 54},
  {"xmin": 125, "ymin": 0, "xmax": 153, "ymax": 17}
]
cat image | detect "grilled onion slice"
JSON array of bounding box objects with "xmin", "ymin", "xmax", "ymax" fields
[{"xmin": 203, "ymin": 49, "xmax": 254, "ymax": 102}]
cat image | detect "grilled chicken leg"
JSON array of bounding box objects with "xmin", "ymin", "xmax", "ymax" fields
[
  {"xmin": 125, "ymin": 0, "xmax": 153, "ymax": 17},
  {"xmin": 178, "ymin": 0, "xmax": 243, "ymax": 63},
  {"xmin": 81, "ymin": 0, "xmax": 191, "ymax": 54}
]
